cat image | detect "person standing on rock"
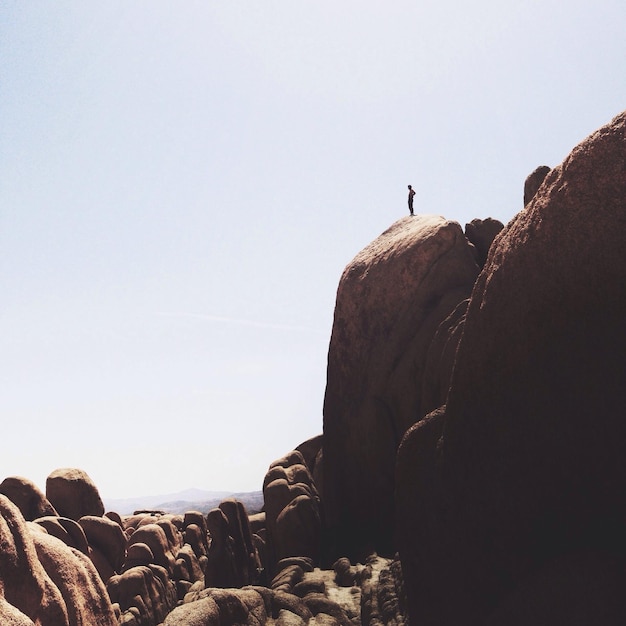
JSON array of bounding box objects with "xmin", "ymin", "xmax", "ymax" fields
[{"xmin": 407, "ymin": 185, "xmax": 416, "ymax": 216}]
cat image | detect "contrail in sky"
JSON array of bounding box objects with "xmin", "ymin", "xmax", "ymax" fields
[{"xmin": 154, "ymin": 311, "xmax": 328, "ymax": 335}]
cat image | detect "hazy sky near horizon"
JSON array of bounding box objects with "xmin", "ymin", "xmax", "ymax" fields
[{"xmin": 2, "ymin": 1, "xmax": 625, "ymax": 499}]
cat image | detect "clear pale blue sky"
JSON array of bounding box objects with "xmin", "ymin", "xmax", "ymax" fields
[{"xmin": 1, "ymin": 1, "xmax": 625, "ymax": 498}]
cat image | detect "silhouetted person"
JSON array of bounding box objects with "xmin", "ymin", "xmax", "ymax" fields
[{"xmin": 408, "ymin": 185, "xmax": 415, "ymax": 216}]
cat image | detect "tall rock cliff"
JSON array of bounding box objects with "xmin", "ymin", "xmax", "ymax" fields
[
  {"xmin": 322, "ymin": 215, "xmax": 481, "ymax": 562},
  {"xmin": 397, "ymin": 109, "xmax": 626, "ymax": 625}
]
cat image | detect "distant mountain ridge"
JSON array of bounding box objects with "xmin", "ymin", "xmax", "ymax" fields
[{"xmin": 103, "ymin": 488, "xmax": 263, "ymax": 515}]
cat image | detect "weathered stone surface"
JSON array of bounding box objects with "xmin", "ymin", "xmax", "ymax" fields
[
  {"xmin": 30, "ymin": 530, "xmax": 118, "ymax": 625},
  {"xmin": 0, "ymin": 476, "xmax": 57, "ymax": 521},
  {"xmin": 162, "ymin": 594, "xmax": 220, "ymax": 625},
  {"xmin": 205, "ymin": 508, "xmax": 239, "ymax": 588},
  {"xmin": 45, "ymin": 468, "xmax": 104, "ymax": 521},
  {"xmin": 123, "ymin": 542, "xmax": 154, "ymax": 571},
  {"xmin": 398, "ymin": 110, "xmax": 626, "ymax": 625},
  {"xmin": 79, "ymin": 515, "xmax": 127, "ymax": 575},
  {"xmin": 127, "ymin": 523, "xmax": 176, "ymax": 575},
  {"xmin": 0, "ymin": 495, "xmax": 69, "ymax": 624},
  {"xmin": 361, "ymin": 557, "xmax": 406, "ymax": 626},
  {"xmin": 34, "ymin": 516, "xmax": 90, "ymax": 555},
  {"xmin": 523, "ymin": 164, "xmax": 551, "ymax": 206},
  {"xmin": 396, "ymin": 407, "xmax": 447, "ymax": 625},
  {"xmin": 219, "ymin": 499, "xmax": 259, "ymax": 586},
  {"xmin": 264, "ymin": 453, "xmax": 321, "ymax": 575},
  {"xmin": 323, "ymin": 215, "xmax": 480, "ymax": 562},
  {"xmin": 0, "ymin": 598, "xmax": 34, "ymax": 625},
  {"xmin": 332, "ymin": 557, "xmax": 358, "ymax": 587},
  {"xmin": 484, "ymin": 549, "xmax": 626, "ymax": 626},
  {"xmin": 271, "ymin": 564, "xmax": 304, "ymax": 593},
  {"xmin": 464, "ymin": 217, "xmax": 504, "ymax": 268},
  {"xmin": 419, "ymin": 299, "xmax": 468, "ymax": 417},
  {"xmin": 107, "ymin": 564, "xmax": 177, "ymax": 626},
  {"xmin": 295, "ymin": 434, "xmax": 323, "ymax": 475},
  {"xmin": 275, "ymin": 608, "xmax": 306, "ymax": 626},
  {"xmin": 0, "ymin": 495, "xmax": 117, "ymax": 626}
]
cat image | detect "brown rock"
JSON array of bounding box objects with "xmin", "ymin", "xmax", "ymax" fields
[
  {"xmin": 205, "ymin": 507, "xmax": 239, "ymax": 588},
  {"xmin": 276, "ymin": 608, "xmax": 307, "ymax": 626},
  {"xmin": 396, "ymin": 407, "xmax": 447, "ymax": 625},
  {"xmin": 399, "ymin": 110, "xmax": 626, "ymax": 625},
  {"xmin": 484, "ymin": 549, "xmax": 626, "ymax": 626},
  {"xmin": 219, "ymin": 498, "xmax": 260, "ymax": 586},
  {"xmin": 0, "ymin": 598, "xmax": 34, "ymax": 625},
  {"xmin": 30, "ymin": 530, "xmax": 118, "ymax": 625},
  {"xmin": 33, "ymin": 516, "xmax": 90, "ymax": 555},
  {"xmin": 275, "ymin": 495, "xmax": 320, "ymax": 563},
  {"xmin": 271, "ymin": 563, "xmax": 304, "ymax": 593},
  {"xmin": 45, "ymin": 468, "xmax": 104, "ymax": 521},
  {"xmin": 107, "ymin": 564, "xmax": 177, "ymax": 626},
  {"xmin": 127, "ymin": 523, "xmax": 176, "ymax": 575},
  {"xmin": 0, "ymin": 476, "xmax": 57, "ymax": 521},
  {"xmin": 79, "ymin": 515, "xmax": 126, "ymax": 574},
  {"xmin": 523, "ymin": 164, "xmax": 551, "ymax": 206},
  {"xmin": 174, "ymin": 543, "xmax": 204, "ymax": 583},
  {"xmin": 303, "ymin": 592, "xmax": 352, "ymax": 626},
  {"xmin": 123, "ymin": 542, "xmax": 154, "ymax": 570},
  {"xmin": 419, "ymin": 299, "xmax": 469, "ymax": 416},
  {"xmin": 295, "ymin": 434, "xmax": 324, "ymax": 474},
  {"xmin": 464, "ymin": 217, "xmax": 504, "ymax": 268},
  {"xmin": 323, "ymin": 215, "xmax": 479, "ymax": 562},
  {"xmin": 162, "ymin": 594, "xmax": 220, "ymax": 625},
  {"xmin": 264, "ymin": 455, "xmax": 321, "ymax": 575},
  {"xmin": 0, "ymin": 495, "xmax": 69, "ymax": 624},
  {"xmin": 249, "ymin": 511, "xmax": 266, "ymax": 534}
]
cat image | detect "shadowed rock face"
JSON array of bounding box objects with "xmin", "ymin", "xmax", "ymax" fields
[
  {"xmin": 523, "ymin": 164, "xmax": 551, "ymax": 206},
  {"xmin": 264, "ymin": 451, "xmax": 321, "ymax": 576},
  {"xmin": 397, "ymin": 110, "xmax": 626, "ymax": 625},
  {"xmin": 323, "ymin": 215, "xmax": 480, "ymax": 562},
  {"xmin": 464, "ymin": 217, "xmax": 504, "ymax": 268}
]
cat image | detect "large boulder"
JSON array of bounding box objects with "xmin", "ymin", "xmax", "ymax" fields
[
  {"xmin": 205, "ymin": 500, "xmax": 260, "ymax": 588},
  {"xmin": 45, "ymin": 468, "xmax": 104, "ymax": 520},
  {"xmin": 464, "ymin": 217, "xmax": 504, "ymax": 268},
  {"xmin": 107, "ymin": 564, "xmax": 177, "ymax": 625},
  {"xmin": 0, "ymin": 476, "xmax": 57, "ymax": 521},
  {"xmin": 30, "ymin": 529, "xmax": 119, "ymax": 626},
  {"xmin": 0, "ymin": 495, "xmax": 68, "ymax": 624},
  {"xmin": 79, "ymin": 515, "xmax": 127, "ymax": 579},
  {"xmin": 219, "ymin": 499, "xmax": 260, "ymax": 586},
  {"xmin": 398, "ymin": 110, "xmax": 626, "ymax": 625},
  {"xmin": 0, "ymin": 495, "xmax": 116, "ymax": 626},
  {"xmin": 264, "ymin": 452, "xmax": 321, "ymax": 576},
  {"xmin": 323, "ymin": 215, "xmax": 480, "ymax": 561}
]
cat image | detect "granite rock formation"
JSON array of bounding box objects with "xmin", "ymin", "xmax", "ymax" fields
[
  {"xmin": 397, "ymin": 109, "xmax": 626, "ymax": 625},
  {"xmin": 263, "ymin": 450, "xmax": 321, "ymax": 577},
  {"xmin": 0, "ymin": 494, "xmax": 117, "ymax": 625},
  {"xmin": 322, "ymin": 215, "xmax": 481, "ymax": 562},
  {"xmin": 0, "ymin": 476, "xmax": 58, "ymax": 521},
  {"xmin": 523, "ymin": 164, "xmax": 551, "ymax": 206},
  {"xmin": 46, "ymin": 467, "xmax": 105, "ymax": 520}
]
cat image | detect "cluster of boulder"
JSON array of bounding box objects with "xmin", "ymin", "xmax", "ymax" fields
[
  {"xmin": 2, "ymin": 109, "xmax": 625, "ymax": 625},
  {"xmin": 0, "ymin": 461, "xmax": 404, "ymax": 626}
]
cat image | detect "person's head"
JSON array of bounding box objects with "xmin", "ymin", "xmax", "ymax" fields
[{"xmin": 408, "ymin": 185, "xmax": 412, "ymax": 189}]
